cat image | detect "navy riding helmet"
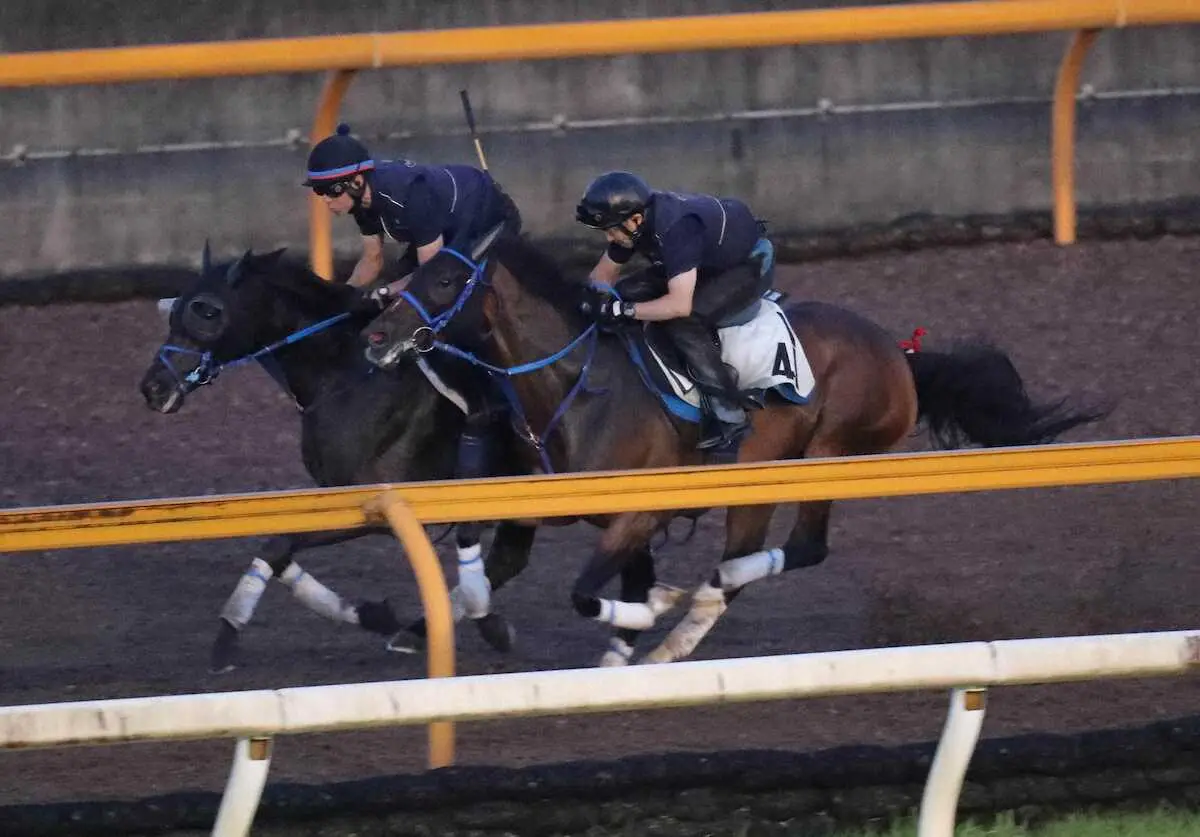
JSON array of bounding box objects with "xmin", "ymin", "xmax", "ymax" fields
[
  {"xmin": 303, "ymin": 123, "xmax": 374, "ymax": 188},
  {"xmin": 576, "ymin": 171, "xmax": 652, "ymax": 230}
]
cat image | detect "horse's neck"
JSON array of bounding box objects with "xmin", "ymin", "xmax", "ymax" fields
[
  {"xmin": 299, "ymin": 355, "xmax": 454, "ymax": 486},
  {"xmin": 488, "ymin": 279, "xmax": 650, "ymax": 451},
  {"xmin": 267, "ymin": 315, "xmax": 357, "ymax": 409},
  {"xmin": 488, "ymin": 288, "xmax": 588, "ymax": 429}
]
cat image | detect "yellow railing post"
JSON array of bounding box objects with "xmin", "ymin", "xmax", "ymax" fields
[
  {"xmin": 366, "ymin": 490, "xmax": 456, "ymax": 768},
  {"xmin": 308, "ymin": 69, "xmax": 358, "ymax": 280},
  {"xmin": 1052, "ymin": 28, "xmax": 1101, "ymax": 246}
]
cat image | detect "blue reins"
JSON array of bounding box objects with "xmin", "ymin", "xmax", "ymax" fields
[
  {"xmin": 158, "ymin": 311, "xmax": 352, "ymax": 390},
  {"xmin": 395, "ymin": 247, "xmax": 604, "ymax": 473}
]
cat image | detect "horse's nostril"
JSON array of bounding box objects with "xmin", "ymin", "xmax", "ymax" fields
[{"xmin": 368, "ymin": 331, "xmax": 388, "ymax": 347}]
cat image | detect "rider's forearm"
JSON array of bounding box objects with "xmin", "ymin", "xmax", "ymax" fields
[
  {"xmin": 588, "ymin": 254, "xmax": 622, "ymax": 287},
  {"xmin": 631, "ymin": 269, "xmax": 696, "ymax": 321},
  {"xmin": 347, "ymin": 251, "xmax": 384, "ymax": 288},
  {"xmin": 629, "ymin": 294, "xmax": 693, "ymax": 321}
]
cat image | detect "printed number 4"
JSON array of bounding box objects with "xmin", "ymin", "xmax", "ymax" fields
[{"xmin": 772, "ymin": 342, "xmax": 796, "ymax": 379}]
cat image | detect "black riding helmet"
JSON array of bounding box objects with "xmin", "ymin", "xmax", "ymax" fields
[
  {"xmin": 576, "ymin": 171, "xmax": 652, "ymax": 230},
  {"xmin": 302, "ymin": 123, "xmax": 374, "ymax": 189}
]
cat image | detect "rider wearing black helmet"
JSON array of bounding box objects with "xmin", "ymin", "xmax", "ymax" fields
[
  {"xmin": 576, "ymin": 171, "xmax": 769, "ymax": 457},
  {"xmin": 305, "ymin": 123, "xmax": 521, "ymax": 307}
]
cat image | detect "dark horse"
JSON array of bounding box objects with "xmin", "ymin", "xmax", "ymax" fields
[
  {"xmin": 361, "ymin": 226, "xmax": 1106, "ymax": 665},
  {"xmin": 139, "ymin": 245, "xmax": 535, "ymax": 672}
]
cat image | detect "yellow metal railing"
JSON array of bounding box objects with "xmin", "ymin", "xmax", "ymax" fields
[
  {"xmin": 2, "ymin": 437, "xmax": 1198, "ymax": 553},
  {"xmin": 2, "ymin": 436, "xmax": 1199, "ymax": 768},
  {"xmin": 3, "ymin": 1, "xmax": 1199, "ymax": 275},
  {"xmin": 368, "ymin": 491, "xmax": 456, "ymax": 767}
]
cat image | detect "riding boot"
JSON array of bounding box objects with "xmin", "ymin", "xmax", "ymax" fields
[
  {"xmin": 455, "ymin": 428, "xmax": 490, "ymax": 480},
  {"xmin": 664, "ymin": 317, "xmax": 751, "ymax": 459}
]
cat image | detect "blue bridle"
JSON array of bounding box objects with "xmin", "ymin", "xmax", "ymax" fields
[
  {"xmin": 396, "ymin": 247, "xmax": 605, "ymax": 474},
  {"xmin": 157, "ymin": 311, "xmax": 353, "ymax": 394}
]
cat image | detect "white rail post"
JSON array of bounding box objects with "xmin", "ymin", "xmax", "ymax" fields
[
  {"xmin": 211, "ymin": 736, "xmax": 273, "ymax": 837},
  {"xmin": 918, "ymin": 687, "xmax": 987, "ymax": 837}
]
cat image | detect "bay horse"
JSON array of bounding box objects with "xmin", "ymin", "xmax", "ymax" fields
[
  {"xmin": 361, "ymin": 225, "xmax": 1106, "ymax": 665},
  {"xmin": 139, "ymin": 245, "xmax": 535, "ymax": 672}
]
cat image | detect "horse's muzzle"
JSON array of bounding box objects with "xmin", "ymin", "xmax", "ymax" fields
[
  {"xmin": 364, "ymin": 335, "xmax": 408, "ymax": 370},
  {"xmin": 364, "ymin": 325, "xmax": 432, "ymax": 369},
  {"xmin": 140, "ymin": 375, "xmax": 185, "ymax": 414}
]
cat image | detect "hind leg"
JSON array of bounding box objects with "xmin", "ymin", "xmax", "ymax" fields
[
  {"xmin": 645, "ymin": 500, "xmax": 832, "ymax": 663},
  {"xmin": 598, "ymin": 546, "xmax": 681, "ymax": 667},
  {"xmin": 643, "ymin": 503, "xmax": 776, "ymax": 663},
  {"xmin": 571, "ymin": 512, "xmax": 684, "ymax": 663},
  {"xmin": 212, "ymin": 527, "xmax": 398, "ymax": 672}
]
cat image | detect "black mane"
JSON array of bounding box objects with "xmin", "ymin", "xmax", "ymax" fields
[
  {"xmin": 491, "ymin": 237, "xmax": 591, "ymax": 327},
  {"xmin": 248, "ymin": 252, "xmax": 358, "ymax": 315}
]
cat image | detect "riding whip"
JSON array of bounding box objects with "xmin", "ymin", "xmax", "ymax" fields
[{"xmin": 459, "ymin": 88, "xmax": 489, "ymax": 172}]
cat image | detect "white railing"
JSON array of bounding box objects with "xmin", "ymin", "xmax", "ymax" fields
[{"xmin": 2, "ymin": 630, "xmax": 1197, "ymax": 837}]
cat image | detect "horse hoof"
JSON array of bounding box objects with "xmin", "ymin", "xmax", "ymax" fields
[
  {"xmin": 599, "ymin": 650, "xmax": 631, "ymax": 667},
  {"xmin": 210, "ymin": 619, "xmax": 240, "ymax": 674},
  {"xmin": 386, "ymin": 632, "xmax": 422, "ymax": 654},
  {"xmin": 598, "ymin": 638, "xmax": 634, "ymax": 667},
  {"xmin": 405, "ymin": 617, "xmax": 429, "ymax": 640},
  {"xmin": 356, "ymin": 599, "xmax": 402, "ymax": 636},
  {"xmin": 474, "ymin": 613, "xmax": 516, "ymax": 653},
  {"xmin": 641, "ymin": 646, "xmax": 675, "ymax": 665}
]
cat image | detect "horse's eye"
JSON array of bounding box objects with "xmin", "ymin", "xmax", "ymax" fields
[
  {"xmin": 191, "ymin": 299, "xmax": 221, "ymax": 320},
  {"xmin": 438, "ymin": 276, "xmax": 454, "ymax": 289}
]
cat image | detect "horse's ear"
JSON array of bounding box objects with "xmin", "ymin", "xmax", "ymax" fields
[
  {"xmin": 201, "ymin": 240, "xmax": 212, "ymax": 276},
  {"xmin": 253, "ymin": 247, "xmax": 288, "ymax": 272},
  {"xmin": 226, "ymin": 249, "xmax": 252, "ymax": 287},
  {"xmin": 469, "ymin": 221, "xmax": 506, "ymax": 263}
]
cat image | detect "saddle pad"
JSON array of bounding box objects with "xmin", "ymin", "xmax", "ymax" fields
[{"xmin": 646, "ymin": 299, "xmax": 815, "ymax": 408}]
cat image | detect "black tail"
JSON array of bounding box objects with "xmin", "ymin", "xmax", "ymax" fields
[{"xmin": 905, "ymin": 341, "xmax": 1110, "ymax": 449}]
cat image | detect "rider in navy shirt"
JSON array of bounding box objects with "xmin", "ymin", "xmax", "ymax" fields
[
  {"xmin": 305, "ymin": 124, "xmax": 522, "ymax": 527},
  {"xmin": 577, "ymin": 171, "xmax": 770, "ymax": 457},
  {"xmin": 304, "ymin": 123, "xmax": 521, "ymax": 307}
]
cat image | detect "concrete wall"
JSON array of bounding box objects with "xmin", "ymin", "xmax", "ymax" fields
[{"xmin": 1, "ymin": 1, "xmax": 1199, "ymax": 276}]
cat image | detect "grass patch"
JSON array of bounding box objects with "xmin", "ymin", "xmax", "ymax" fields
[{"xmin": 844, "ymin": 807, "xmax": 1198, "ymax": 836}]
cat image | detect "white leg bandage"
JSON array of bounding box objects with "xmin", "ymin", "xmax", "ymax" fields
[
  {"xmin": 220, "ymin": 558, "xmax": 273, "ymax": 630},
  {"xmin": 279, "ymin": 563, "xmax": 359, "ymax": 625},
  {"xmin": 593, "ymin": 598, "xmax": 657, "ymax": 630},
  {"xmin": 599, "ymin": 637, "xmax": 634, "ymax": 667},
  {"xmin": 717, "ymin": 547, "xmax": 785, "ymax": 591},
  {"xmin": 455, "ymin": 543, "xmax": 492, "ymax": 619},
  {"xmin": 447, "ymin": 587, "xmax": 468, "ymax": 623}
]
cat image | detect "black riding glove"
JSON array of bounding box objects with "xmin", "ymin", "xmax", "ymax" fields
[
  {"xmin": 595, "ymin": 298, "xmax": 636, "ymax": 326},
  {"xmin": 580, "ymin": 288, "xmax": 635, "ymax": 327}
]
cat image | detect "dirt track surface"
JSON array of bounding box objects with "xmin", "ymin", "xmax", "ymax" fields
[{"xmin": 1, "ymin": 238, "xmax": 1198, "ymax": 808}]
